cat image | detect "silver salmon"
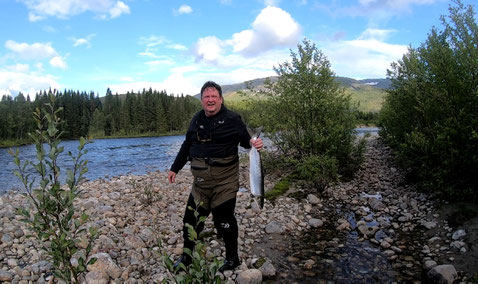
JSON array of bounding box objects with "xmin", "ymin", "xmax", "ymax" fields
[{"xmin": 249, "ymin": 127, "xmax": 264, "ymax": 209}]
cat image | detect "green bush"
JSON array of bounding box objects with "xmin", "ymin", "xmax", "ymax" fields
[
  {"xmin": 379, "ymin": 0, "xmax": 478, "ymax": 200},
  {"xmin": 296, "ymin": 154, "xmax": 339, "ymax": 191},
  {"xmin": 257, "ymin": 39, "xmax": 365, "ymax": 188},
  {"xmin": 159, "ymin": 201, "xmax": 223, "ymax": 283},
  {"xmin": 9, "ymin": 93, "xmax": 97, "ymax": 283}
]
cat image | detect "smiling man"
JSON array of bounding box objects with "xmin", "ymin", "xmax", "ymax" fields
[{"xmin": 168, "ymin": 80, "xmax": 263, "ymax": 272}]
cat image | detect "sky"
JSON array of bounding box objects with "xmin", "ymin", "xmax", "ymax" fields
[{"xmin": 0, "ymin": 0, "xmax": 476, "ymax": 98}]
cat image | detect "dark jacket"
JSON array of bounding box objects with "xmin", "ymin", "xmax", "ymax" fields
[{"xmin": 170, "ymin": 105, "xmax": 251, "ymax": 173}]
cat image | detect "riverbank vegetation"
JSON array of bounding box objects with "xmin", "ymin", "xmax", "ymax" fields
[
  {"xmin": 0, "ymin": 88, "xmax": 200, "ymax": 147},
  {"xmin": 379, "ymin": 0, "xmax": 477, "ymax": 201}
]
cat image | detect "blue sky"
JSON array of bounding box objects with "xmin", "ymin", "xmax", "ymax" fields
[{"xmin": 0, "ymin": 0, "xmax": 476, "ymax": 97}]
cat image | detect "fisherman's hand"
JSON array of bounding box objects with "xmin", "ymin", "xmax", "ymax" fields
[
  {"xmin": 168, "ymin": 171, "xmax": 176, "ymax": 184},
  {"xmin": 250, "ymin": 138, "xmax": 263, "ymax": 151}
]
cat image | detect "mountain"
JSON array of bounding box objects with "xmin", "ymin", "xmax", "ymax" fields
[
  {"xmin": 200, "ymin": 76, "xmax": 390, "ymax": 97},
  {"xmin": 196, "ymin": 76, "xmax": 390, "ymax": 112}
]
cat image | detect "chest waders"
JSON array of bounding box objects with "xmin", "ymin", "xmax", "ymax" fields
[{"xmin": 181, "ymin": 155, "xmax": 240, "ymax": 260}]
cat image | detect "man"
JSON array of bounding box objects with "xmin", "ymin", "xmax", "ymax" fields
[{"xmin": 168, "ymin": 81, "xmax": 263, "ymax": 272}]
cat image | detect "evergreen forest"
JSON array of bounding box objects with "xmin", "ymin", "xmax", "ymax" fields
[{"xmin": 0, "ymin": 88, "xmax": 201, "ymax": 146}]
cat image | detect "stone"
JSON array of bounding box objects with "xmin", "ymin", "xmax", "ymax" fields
[
  {"xmin": 32, "ymin": 261, "xmax": 53, "ymax": 274},
  {"xmin": 308, "ymin": 218, "xmax": 323, "ymax": 228},
  {"xmin": 423, "ymin": 221, "xmax": 437, "ymax": 229},
  {"xmin": 265, "ymin": 221, "xmax": 284, "ymax": 234},
  {"xmin": 0, "ymin": 269, "xmax": 14, "ymax": 281},
  {"xmin": 1, "ymin": 233, "xmax": 12, "ymax": 244},
  {"xmin": 424, "ymin": 260, "xmax": 437, "ymax": 270},
  {"xmin": 357, "ymin": 225, "xmax": 379, "ymax": 237},
  {"xmin": 236, "ymin": 269, "xmax": 262, "ymax": 284},
  {"xmin": 85, "ymin": 271, "xmax": 109, "ymax": 284},
  {"xmin": 307, "ymin": 194, "xmax": 320, "ymax": 205},
  {"xmin": 258, "ymin": 260, "xmax": 276, "ymax": 278},
  {"xmin": 450, "ymin": 241, "xmax": 465, "ymax": 250},
  {"xmin": 87, "ymin": 253, "xmax": 121, "ymax": 279},
  {"xmin": 452, "ymin": 229, "xmax": 466, "ymax": 240},
  {"xmin": 427, "ymin": 264, "xmax": 458, "ymax": 284},
  {"xmin": 125, "ymin": 235, "xmax": 146, "ymax": 249}
]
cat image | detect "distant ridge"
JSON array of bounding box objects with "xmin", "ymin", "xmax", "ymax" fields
[{"xmin": 194, "ymin": 76, "xmax": 391, "ymax": 99}]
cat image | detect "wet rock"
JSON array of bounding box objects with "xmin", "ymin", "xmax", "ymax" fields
[
  {"xmin": 236, "ymin": 269, "xmax": 262, "ymax": 284},
  {"xmin": 427, "ymin": 264, "xmax": 458, "ymax": 284}
]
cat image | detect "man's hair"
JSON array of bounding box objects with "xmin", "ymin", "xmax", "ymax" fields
[{"xmin": 200, "ymin": 81, "xmax": 222, "ymax": 98}]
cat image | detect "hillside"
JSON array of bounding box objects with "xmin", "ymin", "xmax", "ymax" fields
[{"xmin": 205, "ymin": 76, "xmax": 389, "ymax": 113}]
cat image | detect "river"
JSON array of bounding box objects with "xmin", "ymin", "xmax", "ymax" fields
[{"xmin": 0, "ymin": 127, "xmax": 379, "ymax": 194}]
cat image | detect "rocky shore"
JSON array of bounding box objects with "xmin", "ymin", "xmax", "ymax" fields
[{"xmin": 0, "ymin": 135, "xmax": 477, "ymax": 283}]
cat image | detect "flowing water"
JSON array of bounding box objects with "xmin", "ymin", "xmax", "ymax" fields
[{"xmin": 0, "ymin": 136, "xmax": 184, "ymax": 194}]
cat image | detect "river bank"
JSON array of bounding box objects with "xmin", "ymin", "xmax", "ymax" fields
[{"xmin": 0, "ymin": 135, "xmax": 476, "ymax": 283}]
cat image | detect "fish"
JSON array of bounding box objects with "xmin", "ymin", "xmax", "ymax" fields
[{"xmin": 249, "ymin": 127, "xmax": 264, "ymax": 209}]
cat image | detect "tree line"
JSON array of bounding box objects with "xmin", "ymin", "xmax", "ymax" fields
[{"xmin": 0, "ymin": 88, "xmax": 201, "ymax": 144}]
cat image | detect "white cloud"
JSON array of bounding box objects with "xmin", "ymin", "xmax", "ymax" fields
[
  {"xmin": 49, "ymin": 56, "xmax": 67, "ymax": 69},
  {"xmin": 0, "ymin": 68, "xmax": 60, "ymax": 97},
  {"xmin": 194, "ymin": 36, "xmax": 225, "ymax": 64},
  {"xmin": 322, "ymin": 28, "xmax": 408, "ymax": 79},
  {"xmin": 5, "ymin": 40, "xmax": 67, "ymax": 69},
  {"xmin": 5, "ymin": 40, "xmax": 57, "ymax": 60},
  {"xmin": 72, "ymin": 34, "xmax": 95, "ymax": 47},
  {"xmin": 18, "ymin": 0, "xmax": 130, "ymax": 21},
  {"xmin": 167, "ymin": 44, "xmax": 188, "ymax": 51},
  {"xmin": 177, "ymin": 5, "xmax": 193, "ymax": 15},
  {"xmin": 193, "ymin": 6, "xmax": 301, "ymax": 64},
  {"xmin": 109, "ymin": 1, "xmax": 130, "ymax": 19}
]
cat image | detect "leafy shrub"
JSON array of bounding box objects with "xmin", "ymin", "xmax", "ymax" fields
[
  {"xmin": 296, "ymin": 154, "xmax": 339, "ymax": 191},
  {"xmin": 257, "ymin": 39, "xmax": 365, "ymax": 189},
  {"xmin": 159, "ymin": 201, "xmax": 223, "ymax": 283},
  {"xmin": 380, "ymin": 0, "xmax": 478, "ymax": 200},
  {"xmin": 10, "ymin": 93, "xmax": 97, "ymax": 283}
]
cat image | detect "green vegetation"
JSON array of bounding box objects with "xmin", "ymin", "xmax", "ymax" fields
[
  {"xmin": 159, "ymin": 201, "xmax": 223, "ymax": 283},
  {"xmin": 345, "ymin": 84, "xmax": 386, "ymax": 113},
  {"xmin": 379, "ymin": 0, "xmax": 478, "ymax": 201},
  {"xmin": 10, "ymin": 94, "xmax": 98, "ymax": 283},
  {"xmin": 1, "ymin": 88, "xmax": 201, "ymax": 147},
  {"xmin": 254, "ymin": 39, "xmax": 365, "ymax": 190}
]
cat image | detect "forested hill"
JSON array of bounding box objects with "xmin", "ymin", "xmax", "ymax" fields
[
  {"xmin": 194, "ymin": 76, "xmax": 390, "ymax": 98},
  {"xmin": 202, "ymin": 76, "xmax": 390, "ymax": 113}
]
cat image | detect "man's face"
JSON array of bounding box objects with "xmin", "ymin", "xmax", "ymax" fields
[{"xmin": 201, "ymin": 87, "xmax": 223, "ymax": 117}]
